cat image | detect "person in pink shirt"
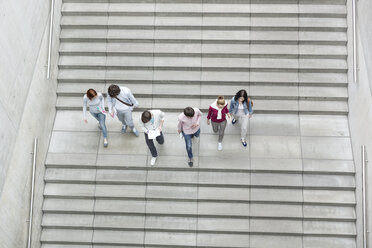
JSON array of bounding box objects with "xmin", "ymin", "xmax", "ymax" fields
[
  {"xmin": 177, "ymin": 107, "xmax": 202, "ymax": 167},
  {"xmin": 207, "ymin": 96, "xmax": 231, "ymax": 151}
]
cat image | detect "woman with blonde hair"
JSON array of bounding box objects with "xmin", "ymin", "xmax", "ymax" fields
[
  {"xmin": 207, "ymin": 96, "xmax": 231, "ymax": 150},
  {"xmin": 83, "ymin": 88, "xmax": 108, "ymax": 147}
]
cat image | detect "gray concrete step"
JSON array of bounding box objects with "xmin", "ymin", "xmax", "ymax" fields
[
  {"xmin": 57, "ymin": 55, "xmax": 348, "ymax": 72},
  {"xmin": 60, "ymin": 15, "xmax": 347, "ymax": 32},
  {"xmin": 43, "ymin": 167, "xmax": 355, "ymax": 190},
  {"xmin": 56, "ymin": 82, "xmax": 348, "ymax": 101},
  {"xmin": 59, "ymin": 42, "xmax": 347, "ymax": 59},
  {"xmin": 59, "ymin": 29, "xmax": 348, "ymax": 45},
  {"xmin": 61, "ymin": 3, "xmax": 346, "ymax": 17},
  {"xmin": 57, "ymin": 69, "xmax": 348, "ymax": 87},
  {"xmin": 55, "ymin": 95, "xmax": 349, "ymax": 115}
]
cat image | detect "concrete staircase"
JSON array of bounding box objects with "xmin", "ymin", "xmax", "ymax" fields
[{"xmin": 40, "ymin": 0, "xmax": 357, "ymax": 247}]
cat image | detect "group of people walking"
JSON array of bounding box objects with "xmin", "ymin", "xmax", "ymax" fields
[{"xmin": 83, "ymin": 85, "xmax": 253, "ymax": 167}]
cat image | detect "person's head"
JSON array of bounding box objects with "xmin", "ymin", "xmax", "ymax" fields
[
  {"xmin": 86, "ymin": 88, "xmax": 97, "ymax": 100},
  {"xmin": 234, "ymin": 89, "xmax": 248, "ymax": 103},
  {"xmin": 184, "ymin": 107, "xmax": 195, "ymax": 118},
  {"xmin": 216, "ymin": 96, "xmax": 225, "ymax": 109},
  {"xmin": 141, "ymin": 110, "xmax": 152, "ymax": 123},
  {"xmin": 108, "ymin": 84, "xmax": 121, "ymax": 98}
]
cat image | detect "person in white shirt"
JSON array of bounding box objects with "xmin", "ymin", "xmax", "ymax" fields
[
  {"xmin": 140, "ymin": 110, "xmax": 165, "ymax": 166},
  {"xmin": 107, "ymin": 84, "xmax": 139, "ymax": 136},
  {"xmin": 83, "ymin": 88, "xmax": 108, "ymax": 147}
]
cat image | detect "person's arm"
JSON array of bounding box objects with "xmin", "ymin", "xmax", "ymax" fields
[
  {"xmin": 107, "ymin": 94, "xmax": 114, "ymax": 114},
  {"xmin": 83, "ymin": 95, "xmax": 88, "ymax": 122},
  {"xmin": 229, "ymin": 98, "xmax": 234, "ymax": 112},
  {"xmin": 248, "ymin": 98, "xmax": 253, "ymax": 114},
  {"xmin": 225, "ymin": 105, "xmax": 231, "ymax": 119},
  {"xmin": 140, "ymin": 121, "xmax": 148, "ymax": 133},
  {"xmin": 207, "ymin": 107, "xmax": 212, "ymax": 125},
  {"xmin": 99, "ymin": 93, "xmax": 105, "ymax": 113},
  {"xmin": 195, "ymin": 108, "xmax": 202, "ymax": 126},
  {"xmin": 127, "ymin": 88, "xmax": 139, "ymax": 108},
  {"xmin": 158, "ymin": 111, "xmax": 165, "ymax": 131},
  {"xmin": 207, "ymin": 107, "xmax": 212, "ymax": 120},
  {"xmin": 177, "ymin": 118, "xmax": 182, "ymax": 133}
]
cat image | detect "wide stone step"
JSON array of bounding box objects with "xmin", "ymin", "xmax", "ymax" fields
[
  {"xmin": 57, "ymin": 69, "xmax": 348, "ymax": 87},
  {"xmin": 56, "ymin": 82, "xmax": 348, "ymax": 101},
  {"xmin": 45, "ymin": 152, "xmax": 355, "ymax": 175},
  {"xmin": 43, "ymin": 167, "xmax": 355, "ymax": 190},
  {"xmin": 55, "ymin": 95, "xmax": 348, "ymax": 114},
  {"xmin": 58, "ymin": 55, "xmax": 348, "ymax": 72},
  {"xmin": 41, "ymin": 213, "xmax": 356, "ymax": 236},
  {"xmin": 59, "ymin": 42, "xmax": 348, "ymax": 59},
  {"xmin": 60, "ymin": 16, "xmax": 347, "ymax": 32},
  {"xmin": 61, "ymin": 3, "xmax": 346, "ymax": 17},
  {"xmin": 59, "ymin": 29, "xmax": 347, "ymax": 45},
  {"xmin": 43, "ymin": 181, "xmax": 355, "ymax": 202}
]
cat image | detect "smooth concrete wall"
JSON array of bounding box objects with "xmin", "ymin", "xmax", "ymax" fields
[
  {"xmin": 348, "ymin": 0, "xmax": 372, "ymax": 247},
  {"xmin": 0, "ymin": 0, "xmax": 61, "ymax": 247}
]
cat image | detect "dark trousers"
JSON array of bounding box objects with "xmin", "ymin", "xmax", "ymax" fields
[{"xmin": 145, "ymin": 131, "xmax": 164, "ymax": 157}]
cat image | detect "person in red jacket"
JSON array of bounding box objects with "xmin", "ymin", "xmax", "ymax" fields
[{"xmin": 207, "ymin": 96, "xmax": 231, "ymax": 151}]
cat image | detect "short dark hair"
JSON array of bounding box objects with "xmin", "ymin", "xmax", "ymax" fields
[
  {"xmin": 184, "ymin": 107, "xmax": 195, "ymax": 117},
  {"xmin": 108, "ymin": 84, "xmax": 121, "ymax": 97},
  {"xmin": 86, "ymin": 88, "xmax": 97, "ymax": 100},
  {"xmin": 141, "ymin": 111, "xmax": 152, "ymax": 123}
]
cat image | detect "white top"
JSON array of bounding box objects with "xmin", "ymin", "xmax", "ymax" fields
[
  {"xmin": 107, "ymin": 86, "xmax": 139, "ymax": 113},
  {"xmin": 140, "ymin": 110, "xmax": 165, "ymax": 133},
  {"xmin": 238, "ymin": 103, "xmax": 244, "ymax": 109},
  {"xmin": 83, "ymin": 92, "xmax": 105, "ymax": 119}
]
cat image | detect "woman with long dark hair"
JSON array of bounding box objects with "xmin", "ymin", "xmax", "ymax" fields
[{"xmin": 229, "ymin": 89, "xmax": 253, "ymax": 147}]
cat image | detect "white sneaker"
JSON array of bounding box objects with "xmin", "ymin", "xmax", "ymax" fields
[
  {"xmin": 218, "ymin": 142, "xmax": 222, "ymax": 151},
  {"xmin": 132, "ymin": 127, "xmax": 139, "ymax": 137},
  {"xmin": 150, "ymin": 157, "xmax": 157, "ymax": 166}
]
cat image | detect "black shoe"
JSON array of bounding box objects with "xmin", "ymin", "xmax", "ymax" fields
[{"xmin": 188, "ymin": 158, "xmax": 193, "ymax": 167}]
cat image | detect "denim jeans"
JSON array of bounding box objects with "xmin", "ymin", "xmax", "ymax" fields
[
  {"xmin": 182, "ymin": 128, "xmax": 200, "ymax": 159},
  {"xmin": 91, "ymin": 112, "xmax": 107, "ymax": 138}
]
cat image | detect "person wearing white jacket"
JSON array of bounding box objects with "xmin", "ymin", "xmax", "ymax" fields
[
  {"xmin": 83, "ymin": 88, "xmax": 108, "ymax": 147},
  {"xmin": 140, "ymin": 110, "xmax": 165, "ymax": 166},
  {"xmin": 107, "ymin": 84, "xmax": 139, "ymax": 136}
]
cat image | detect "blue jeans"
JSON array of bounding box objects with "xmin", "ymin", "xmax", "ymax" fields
[
  {"xmin": 91, "ymin": 112, "xmax": 107, "ymax": 138},
  {"xmin": 182, "ymin": 128, "xmax": 200, "ymax": 159}
]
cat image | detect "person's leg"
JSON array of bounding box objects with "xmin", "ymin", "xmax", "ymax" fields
[
  {"xmin": 240, "ymin": 115, "xmax": 249, "ymax": 140},
  {"xmin": 145, "ymin": 133, "xmax": 158, "ymax": 157},
  {"xmin": 183, "ymin": 132, "xmax": 193, "ymax": 159},
  {"xmin": 116, "ymin": 111, "xmax": 125, "ymax": 125},
  {"xmin": 218, "ymin": 120, "xmax": 227, "ymax": 143},
  {"xmin": 97, "ymin": 113, "xmax": 107, "ymax": 138},
  {"xmin": 232, "ymin": 113, "xmax": 238, "ymax": 124},
  {"xmin": 116, "ymin": 111, "xmax": 127, "ymax": 133},
  {"xmin": 211, "ymin": 121, "xmax": 219, "ymax": 133},
  {"xmin": 123, "ymin": 110, "xmax": 134, "ymax": 129},
  {"xmin": 193, "ymin": 128, "xmax": 201, "ymax": 138},
  {"xmin": 90, "ymin": 112, "xmax": 100, "ymax": 122},
  {"xmin": 156, "ymin": 132, "xmax": 164, "ymax": 145},
  {"xmin": 123, "ymin": 109, "xmax": 139, "ymax": 136}
]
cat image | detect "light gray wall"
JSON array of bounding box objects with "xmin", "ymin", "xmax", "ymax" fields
[
  {"xmin": 0, "ymin": 0, "xmax": 61, "ymax": 247},
  {"xmin": 348, "ymin": 0, "xmax": 372, "ymax": 247}
]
